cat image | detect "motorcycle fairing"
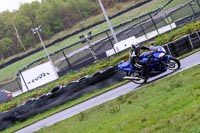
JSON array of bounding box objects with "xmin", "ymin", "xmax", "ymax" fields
[{"xmin": 118, "ymin": 61, "xmax": 140, "ymax": 72}]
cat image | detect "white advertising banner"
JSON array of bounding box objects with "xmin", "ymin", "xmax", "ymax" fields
[
  {"xmin": 106, "ymin": 36, "xmax": 137, "ymax": 56},
  {"xmin": 20, "ymin": 61, "xmax": 59, "ymax": 92},
  {"xmin": 114, "ymin": 36, "xmax": 137, "ymax": 52}
]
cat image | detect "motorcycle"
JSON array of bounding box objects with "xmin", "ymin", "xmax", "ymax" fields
[{"xmin": 117, "ymin": 45, "xmax": 181, "ymax": 84}]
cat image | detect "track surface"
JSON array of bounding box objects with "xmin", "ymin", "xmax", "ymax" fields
[{"xmin": 16, "ymin": 51, "xmax": 200, "ymax": 133}]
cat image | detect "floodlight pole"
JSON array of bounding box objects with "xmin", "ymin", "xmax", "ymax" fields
[
  {"xmin": 31, "ymin": 26, "xmax": 53, "ymax": 64},
  {"xmin": 98, "ymin": 0, "xmax": 119, "ymax": 43}
]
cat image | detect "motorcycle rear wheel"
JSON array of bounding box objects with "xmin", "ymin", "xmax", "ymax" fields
[
  {"xmin": 131, "ymin": 76, "xmax": 147, "ymax": 84},
  {"xmin": 129, "ymin": 72, "xmax": 147, "ymax": 84}
]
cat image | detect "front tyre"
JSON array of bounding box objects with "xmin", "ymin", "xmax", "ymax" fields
[{"xmin": 166, "ymin": 57, "xmax": 180, "ymax": 70}]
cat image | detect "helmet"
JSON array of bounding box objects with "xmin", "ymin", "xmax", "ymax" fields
[
  {"xmin": 130, "ymin": 43, "xmax": 140, "ymax": 56},
  {"xmin": 131, "ymin": 43, "xmax": 140, "ymax": 50}
]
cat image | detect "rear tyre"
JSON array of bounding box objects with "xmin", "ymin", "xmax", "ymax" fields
[
  {"xmin": 166, "ymin": 57, "xmax": 180, "ymax": 70},
  {"xmin": 131, "ymin": 76, "xmax": 147, "ymax": 84},
  {"xmin": 130, "ymin": 72, "xmax": 147, "ymax": 84}
]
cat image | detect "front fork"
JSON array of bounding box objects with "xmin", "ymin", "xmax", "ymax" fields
[{"xmin": 160, "ymin": 55, "xmax": 172, "ymax": 68}]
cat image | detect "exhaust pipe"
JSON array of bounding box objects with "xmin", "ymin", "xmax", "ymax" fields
[{"xmin": 123, "ymin": 76, "xmax": 136, "ymax": 80}]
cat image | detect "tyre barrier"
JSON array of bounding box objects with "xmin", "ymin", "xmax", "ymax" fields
[
  {"xmin": 48, "ymin": 85, "xmax": 63, "ymax": 97},
  {"xmin": 0, "ymin": 111, "xmax": 15, "ymax": 131},
  {"xmin": 164, "ymin": 31, "xmax": 200, "ymax": 57},
  {"xmin": 168, "ymin": 42, "xmax": 176, "ymax": 56},
  {"xmin": 173, "ymin": 36, "xmax": 192, "ymax": 56},
  {"xmin": 0, "ymin": 66, "xmax": 120, "ymax": 131}
]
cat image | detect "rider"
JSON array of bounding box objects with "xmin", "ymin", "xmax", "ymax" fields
[{"xmin": 129, "ymin": 42, "xmax": 156, "ymax": 77}]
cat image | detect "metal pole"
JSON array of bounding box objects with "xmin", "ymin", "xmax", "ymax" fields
[
  {"xmin": 36, "ymin": 30, "xmax": 53, "ymax": 63},
  {"xmin": 62, "ymin": 51, "xmax": 72, "ymax": 71},
  {"xmin": 19, "ymin": 70, "xmax": 29, "ymax": 91},
  {"xmin": 165, "ymin": 44, "xmax": 172, "ymax": 56},
  {"xmin": 187, "ymin": 35, "xmax": 194, "ymax": 50},
  {"xmin": 164, "ymin": 14, "xmax": 173, "ymax": 29},
  {"xmin": 149, "ymin": 13, "xmax": 160, "ymax": 34},
  {"xmin": 106, "ymin": 32, "xmax": 117, "ymax": 54},
  {"xmin": 98, "ymin": 0, "xmax": 119, "ymax": 43},
  {"xmin": 16, "ymin": 77, "xmax": 23, "ymax": 93},
  {"xmin": 197, "ymin": 0, "xmax": 200, "ymax": 9},
  {"xmin": 140, "ymin": 23, "xmax": 148, "ymax": 39},
  {"xmin": 87, "ymin": 40, "xmax": 98, "ymax": 62},
  {"xmin": 189, "ymin": 3, "xmax": 196, "ymax": 19}
]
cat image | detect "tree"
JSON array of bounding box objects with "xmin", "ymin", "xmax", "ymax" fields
[
  {"xmin": 0, "ymin": 38, "xmax": 13, "ymax": 58},
  {"xmin": 12, "ymin": 13, "xmax": 33, "ymax": 48}
]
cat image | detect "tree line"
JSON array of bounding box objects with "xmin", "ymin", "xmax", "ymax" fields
[{"xmin": 0, "ymin": 0, "xmax": 132, "ymax": 60}]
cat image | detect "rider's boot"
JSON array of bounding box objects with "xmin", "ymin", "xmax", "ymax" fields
[{"xmin": 142, "ymin": 70, "xmax": 149, "ymax": 79}]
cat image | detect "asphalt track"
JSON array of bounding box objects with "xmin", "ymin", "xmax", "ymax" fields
[{"xmin": 15, "ymin": 51, "xmax": 200, "ymax": 133}]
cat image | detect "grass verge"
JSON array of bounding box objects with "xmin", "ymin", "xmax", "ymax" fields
[{"xmin": 35, "ymin": 64, "xmax": 200, "ymax": 133}]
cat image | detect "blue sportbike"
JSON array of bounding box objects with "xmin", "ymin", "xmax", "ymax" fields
[{"xmin": 118, "ymin": 45, "xmax": 181, "ymax": 84}]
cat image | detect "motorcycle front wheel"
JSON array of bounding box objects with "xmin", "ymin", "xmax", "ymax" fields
[{"xmin": 166, "ymin": 57, "xmax": 181, "ymax": 70}]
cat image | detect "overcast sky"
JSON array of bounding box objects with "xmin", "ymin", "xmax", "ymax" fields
[{"xmin": 0, "ymin": 0, "xmax": 41, "ymax": 12}]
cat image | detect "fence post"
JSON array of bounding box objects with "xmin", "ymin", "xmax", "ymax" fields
[
  {"xmin": 196, "ymin": 31, "xmax": 200, "ymax": 40},
  {"xmin": 197, "ymin": 0, "xmax": 200, "ymax": 9},
  {"xmin": 165, "ymin": 43, "xmax": 172, "ymax": 56},
  {"xmin": 19, "ymin": 70, "xmax": 29, "ymax": 92},
  {"xmin": 62, "ymin": 51, "xmax": 72, "ymax": 71},
  {"xmin": 140, "ymin": 23, "xmax": 148, "ymax": 39},
  {"xmin": 164, "ymin": 14, "xmax": 173, "ymax": 29},
  {"xmin": 187, "ymin": 35, "xmax": 194, "ymax": 50},
  {"xmin": 16, "ymin": 77, "xmax": 23, "ymax": 93},
  {"xmin": 170, "ymin": 42, "xmax": 179, "ymax": 57},
  {"xmin": 106, "ymin": 32, "xmax": 117, "ymax": 54},
  {"xmin": 149, "ymin": 13, "xmax": 159, "ymax": 35},
  {"xmin": 189, "ymin": 3, "xmax": 196, "ymax": 19}
]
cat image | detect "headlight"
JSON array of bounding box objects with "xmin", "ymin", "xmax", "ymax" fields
[{"xmin": 158, "ymin": 53, "xmax": 165, "ymax": 58}]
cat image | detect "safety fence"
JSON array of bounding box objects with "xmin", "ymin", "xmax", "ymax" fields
[
  {"xmin": 0, "ymin": 0, "xmax": 154, "ymax": 70},
  {"xmin": 0, "ymin": 0, "xmax": 173, "ymax": 72},
  {"xmin": 18, "ymin": 0, "xmax": 175, "ymax": 72}
]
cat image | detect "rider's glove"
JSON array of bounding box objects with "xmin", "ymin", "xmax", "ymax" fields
[{"xmin": 149, "ymin": 46, "xmax": 158, "ymax": 52}]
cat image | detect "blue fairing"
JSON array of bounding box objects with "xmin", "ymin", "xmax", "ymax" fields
[
  {"xmin": 162, "ymin": 55, "xmax": 171, "ymax": 61},
  {"xmin": 118, "ymin": 61, "xmax": 140, "ymax": 72}
]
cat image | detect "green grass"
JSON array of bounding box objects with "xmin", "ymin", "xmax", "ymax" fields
[
  {"xmin": 0, "ymin": 0, "xmax": 190, "ymax": 82},
  {"xmin": 35, "ymin": 64, "xmax": 200, "ymax": 133}
]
